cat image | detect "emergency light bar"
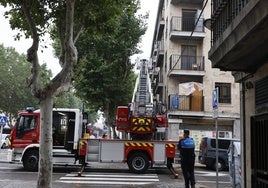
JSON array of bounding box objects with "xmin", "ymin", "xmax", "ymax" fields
[{"xmin": 26, "ymin": 107, "xmax": 35, "ymax": 112}]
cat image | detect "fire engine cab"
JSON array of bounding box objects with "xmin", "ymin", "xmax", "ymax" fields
[
  {"xmin": 8, "ymin": 107, "xmax": 85, "ymax": 171},
  {"xmin": 7, "ymin": 58, "xmax": 178, "ymax": 177}
]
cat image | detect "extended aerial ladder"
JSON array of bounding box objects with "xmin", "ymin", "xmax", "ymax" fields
[
  {"xmin": 114, "ymin": 58, "xmax": 178, "ymax": 177},
  {"xmin": 128, "ymin": 58, "xmax": 155, "ymax": 140},
  {"xmin": 132, "ymin": 58, "xmax": 153, "ymax": 116},
  {"xmin": 116, "ymin": 58, "xmax": 167, "ymax": 140}
]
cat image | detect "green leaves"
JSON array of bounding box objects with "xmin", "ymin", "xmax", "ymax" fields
[
  {"xmin": 0, "ymin": 44, "xmax": 38, "ymax": 116},
  {"xmin": 74, "ymin": 0, "xmax": 145, "ymax": 121}
]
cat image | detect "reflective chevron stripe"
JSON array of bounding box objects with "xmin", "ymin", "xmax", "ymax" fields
[
  {"xmin": 125, "ymin": 142, "xmax": 154, "ymax": 147},
  {"xmin": 166, "ymin": 143, "xmax": 175, "ymax": 148},
  {"xmin": 132, "ymin": 126, "xmax": 151, "ymax": 132},
  {"xmin": 131, "ymin": 117, "xmax": 152, "ymax": 125}
]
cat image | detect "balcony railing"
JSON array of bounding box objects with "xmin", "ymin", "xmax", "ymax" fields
[
  {"xmin": 154, "ymin": 39, "xmax": 164, "ymax": 52},
  {"xmin": 171, "ymin": 16, "xmax": 204, "ymax": 32},
  {"xmin": 211, "ymin": 0, "xmax": 250, "ymax": 44},
  {"xmin": 169, "ymin": 54, "xmax": 204, "ymax": 71},
  {"xmin": 168, "ymin": 94, "xmax": 204, "ymax": 111},
  {"xmin": 171, "ymin": 0, "xmax": 203, "ymax": 4}
]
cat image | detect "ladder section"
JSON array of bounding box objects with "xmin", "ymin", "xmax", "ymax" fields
[{"xmin": 136, "ymin": 59, "xmax": 151, "ymax": 116}]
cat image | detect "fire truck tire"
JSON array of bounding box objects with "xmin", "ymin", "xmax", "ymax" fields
[
  {"xmin": 23, "ymin": 150, "xmax": 39, "ymax": 171},
  {"xmin": 127, "ymin": 152, "xmax": 149, "ymax": 174}
]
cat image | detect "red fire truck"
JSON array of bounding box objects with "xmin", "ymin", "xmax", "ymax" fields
[{"xmin": 7, "ymin": 58, "xmax": 178, "ymax": 177}]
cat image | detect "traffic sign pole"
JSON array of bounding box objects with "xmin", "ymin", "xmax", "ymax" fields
[
  {"xmin": 0, "ymin": 113, "xmax": 8, "ymax": 148},
  {"xmin": 212, "ymin": 88, "xmax": 219, "ymax": 188},
  {"xmin": 0, "ymin": 125, "xmax": 3, "ymax": 147}
]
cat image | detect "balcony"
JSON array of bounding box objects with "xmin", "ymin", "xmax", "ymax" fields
[
  {"xmin": 171, "ymin": 0, "xmax": 203, "ymax": 4},
  {"xmin": 168, "ymin": 54, "xmax": 205, "ymax": 76},
  {"xmin": 156, "ymin": 20, "xmax": 165, "ymax": 41},
  {"xmin": 168, "ymin": 94, "xmax": 204, "ymax": 112},
  {"xmin": 151, "ymin": 66, "xmax": 164, "ymax": 94},
  {"xmin": 209, "ymin": 0, "xmax": 268, "ymax": 72},
  {"xmin": 154, "ymin": 70, "xmax": 164, "ymax": 94},
  {"xmin": 156, "ymin": 8, "xmax": 165, "ymax": 41},
  {"xmin": 170, "ymin": 16, "xmax": 205, "ymax": 40},
  {"xmin": 153, "ymin": 39, "xmax": 164, "ymax": 67}
]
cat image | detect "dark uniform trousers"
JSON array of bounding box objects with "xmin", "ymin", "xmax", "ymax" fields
[{"xmin": 181, "ymin": 156, "xmax": 195, "ymax": 188}]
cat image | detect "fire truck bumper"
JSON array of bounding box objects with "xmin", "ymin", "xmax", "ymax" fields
[{"xmin": 7, "ymin": 149, "xmax": 15, "ymax": 162}]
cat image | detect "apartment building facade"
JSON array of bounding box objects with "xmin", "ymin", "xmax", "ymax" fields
[
  {"xmin": 208, "ymin": 0, "xmax": 268, "ymax": 187},
  {"xmin": 150, "ymin": 0, "xmax": 240, "ymax": 147}
]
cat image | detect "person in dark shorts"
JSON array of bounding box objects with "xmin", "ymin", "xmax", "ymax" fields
[{"xmin": 178, "ymin": 130, "xmax": 196, "ymax": 188}]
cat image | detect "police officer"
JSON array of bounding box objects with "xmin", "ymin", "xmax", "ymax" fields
[{"xmin": 178, "ymin": 130, "xmax": 196, "ymax": 188}]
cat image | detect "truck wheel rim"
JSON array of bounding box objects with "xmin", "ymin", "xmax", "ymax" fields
[
  {"xmin": 27, "ymin": 156, "xmax": 38, "ymax": 167},
  {"xmin": 133, "ymin": 157, "xmax": 145, "ymax": 170}
]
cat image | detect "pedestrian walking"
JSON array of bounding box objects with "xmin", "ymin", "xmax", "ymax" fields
[{"xmin": 178, "ymin": 130, "xmax": 196, "ymax": 188}]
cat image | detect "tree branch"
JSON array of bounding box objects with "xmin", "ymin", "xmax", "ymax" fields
[
  {"xmin": 42, "ymin": 0, "xmax": 77, "ymax": 97},
  {"xmin": 22, "ymin": 0, "xmax": 41, "ymax": 98}
]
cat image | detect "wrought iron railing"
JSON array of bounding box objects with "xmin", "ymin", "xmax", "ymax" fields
[
  {"xmin": 169, "ymin": 54, "xmax": 204, "ymax": 71},
  {"xmin": 170, "ymin": 16, "xmax": 204, "ymax": 32},
  {"xmin": 168, "ymin": 94, "xmax": 204, "ymax": 111}
]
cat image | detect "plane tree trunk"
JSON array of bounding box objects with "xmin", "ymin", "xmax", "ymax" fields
[
  {"xmin": 20, "ymin": 1, "xmax": 77, "ymax": 187},
  {"xmin": 37, "ymin": 97, "xmax": 53, "ymax": 187}
]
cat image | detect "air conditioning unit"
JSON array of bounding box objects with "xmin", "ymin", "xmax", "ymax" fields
[
  {"xmin": 152, "ymin": 56, "xmax": 157, "ymax": 64},
  {"xmin": 155, "ymin": 67, "xmax": 160, "ymax": 73}
]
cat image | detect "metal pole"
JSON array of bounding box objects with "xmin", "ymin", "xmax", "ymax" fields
[
  {"xmin": 213, "ymin": 87, "xmax": 219, "ymax": 188},
  {"xmin": 0, "ymin": 125, "xmax": 3, "ymax": 150},
  {"xmin": 215, "ymin": 117, "xmax": 219, "ymax": 188},
  {"xmin": 232, "ymin": 141, "xmax": 236, "ymax": 186}
]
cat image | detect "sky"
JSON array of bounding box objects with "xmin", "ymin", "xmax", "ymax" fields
[{"xmin": 0, "ymin": 0, "xmax": 158, "ymax": 76}]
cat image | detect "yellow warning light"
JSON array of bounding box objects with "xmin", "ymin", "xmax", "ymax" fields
[{"xmin": 138, "ymin": 119, "xmax": 145, "ymax": 124}]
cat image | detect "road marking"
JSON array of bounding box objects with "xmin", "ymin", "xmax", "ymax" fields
[
  {"xmin": 195, "ymin": 170, "xmax": 229, "ymax": 177},
  {"xmin": 197, "ymin": 180, "xmax": 230, "ymax": 184},
  {"xmin": 57, "ymin": 172, "xmax": 159, "ymax": 185}
]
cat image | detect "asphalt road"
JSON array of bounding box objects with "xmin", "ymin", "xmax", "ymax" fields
[{"xmin": 0, "ymin": 149, "xmax": 232, "ymax": 188}]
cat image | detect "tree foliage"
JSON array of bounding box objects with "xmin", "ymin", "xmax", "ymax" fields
[
  {"xmin": 74, "ymin": 1, "xmax": 146, "ymax": 136},
  {"xmin": 0, "ymin": 0, "xmax": 147, "ymax": 186},
  {"xmin": 0, "ymin": 44, "xmax": 53, "ymax": 118},
  {"xmin": 0, "ymin": 45, "xmax": 36, "ymax": 115}
]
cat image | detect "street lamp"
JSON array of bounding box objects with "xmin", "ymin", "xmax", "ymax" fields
[{"xmin": 203, "ymin": 18, "xmax": 212, "ymax": 30}]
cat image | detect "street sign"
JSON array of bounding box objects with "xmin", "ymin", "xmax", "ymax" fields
[
  {"xmin": 212, "ymin": 88, "xmax": 219, "ymax": 110},
  {"xmin": 0, "ymin": 114, "xmax": 7, "ymax": 127},
  {"xmin": 103, "ymin": 125, "xmax": 108, "ymax": 131}
]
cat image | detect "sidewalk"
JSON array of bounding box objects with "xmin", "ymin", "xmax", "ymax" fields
[{"xmin": 0, "ymin": 148, "xmax": 9, "ymax": 163}]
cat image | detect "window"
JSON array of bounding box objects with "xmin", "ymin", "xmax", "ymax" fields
[
  {"xmin": 211, "ymin": 139, "xmax": 231, "ymax": 150},
  {"xmin": 182, "ymin": 9, "xmax": 196, "ymax": 31},
  {"xmin": 18, "ymin": 116, "xmax": 37, "ymax": 131},
  {"xmin": 181, "ymin": 45, "xmax": 197, "ymax": 70},
  {"xmin": 16, "ymin": 115, "xmax": 37, "ymax": 138},
  {"xmin": 215, "ymin": 83, "xmax": 231, "ymax": 104}
]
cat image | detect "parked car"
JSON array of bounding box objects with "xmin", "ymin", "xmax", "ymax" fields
[
  {"xmin": 1, "ymin": 134, "xmax": 10, "ymax": 149},
  {"xmin": 198, "ymin": 137, "xmax": 239, "ymax": 171}
]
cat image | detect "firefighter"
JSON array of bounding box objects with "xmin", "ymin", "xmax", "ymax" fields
[{"xmin": 177, "ymin": 130, "xmax": 196, "ymax": 188}]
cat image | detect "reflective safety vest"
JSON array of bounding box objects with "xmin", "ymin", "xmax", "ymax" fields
[{"xmin": 181, "ymin": 137, "xmax": 195, "ymax": 149}]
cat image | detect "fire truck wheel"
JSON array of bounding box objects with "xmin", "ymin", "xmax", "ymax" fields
[
  {"xmin": 23, "ymin": 150, "xmax": 39, "ymax": 171},
  {"xmin": 127, "ymin": 152, "xmax": 149, "ymax": 174}
]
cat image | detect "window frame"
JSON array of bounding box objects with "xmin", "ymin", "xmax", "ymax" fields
[{"xmin": 215, "ymin": 82, "xmax": 231, "ymax": 104}]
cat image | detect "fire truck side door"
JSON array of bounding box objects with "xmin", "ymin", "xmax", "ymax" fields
[{"xmin": 52, "ymin": 111, "xmax": 76, "ymax": 151}]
